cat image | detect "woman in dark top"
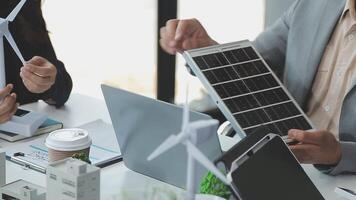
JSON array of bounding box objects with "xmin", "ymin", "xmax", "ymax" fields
[{"xmin": 0, "ymin": 0, "xmax": 72, "ymax": 123}]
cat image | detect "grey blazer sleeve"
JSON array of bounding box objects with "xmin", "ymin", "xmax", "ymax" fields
[
  {"xmin": 252, "ymin": 0, "xmax": 300, "ymax": 78},
  {"xmin": 331, "ymin": 142, "xmax": 356, "ymax": 175},
  {"xmin": 314, "ymin": 142, "xmax": 356, "ymax": 175}
]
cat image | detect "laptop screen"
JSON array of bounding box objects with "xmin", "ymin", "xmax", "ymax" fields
[{"xmin": 102, "ymin": 84, "xmax": 223, "ymax": 190}]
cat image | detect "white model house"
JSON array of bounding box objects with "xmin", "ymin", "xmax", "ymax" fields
[
  {"xmin": 0, "ymin": 179, "xmax": 46, "ymax": 200},
  {"xmin": 46, "ymin": 158, "xmax": 100, "ymax": 200},
  {"xmin": 0, "ymin": 152, "xmax": 5, "ymax": 187}
]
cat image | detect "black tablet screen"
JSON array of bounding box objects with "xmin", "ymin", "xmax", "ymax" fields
[{"xmin": 231, "ymin": 136, "xmax": 324, "ymax": 200}]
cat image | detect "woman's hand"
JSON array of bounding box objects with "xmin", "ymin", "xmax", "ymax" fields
[
  {"xmin": 0, "ymin": 84, "xmax": 18, "ymax": 124},
  {"xmin": 20, "ymin": 56, "xmax": 57, "ymax": 93}
]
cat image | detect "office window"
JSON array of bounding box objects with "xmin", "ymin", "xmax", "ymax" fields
[{"xmin": 42, "ymin": 0, "xmax": 157, "ymax": 99}]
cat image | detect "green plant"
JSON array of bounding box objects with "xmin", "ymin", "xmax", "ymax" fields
[
  {"xmin": 200, "ymin": 172, "xmax": 231, "ymax": 199},
  {"xmin": 72, "ymin": 152, "xmax": 91, "ymax": 164}
]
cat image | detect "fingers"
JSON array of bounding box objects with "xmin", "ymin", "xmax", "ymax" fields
[
  {"xmin": 20, "ymin": 67, "xmax": 54, "ymax": 86},
  {"xmin": 159, "ymin": 38, "xmax": 176, "ymax": 55},
  {"xmin": 27, "ymin": 56, "xmax": 48, "ymax": 66},
  {"xmin": 0, "ymin": 84, "xmax": 13, "ymax": 99},
  {"xmin": 160, "ymin": 18, "xmax": 205, "ymax": 54},
  {"xmin": 182, "ymin": 39, "xmax": 196, "ymax": 51},
  {"xmin": 0, "ymin": 101, "xmax": 18, "ymax": 124},
  {"xmin": 160, "ymin": 19, "xmax": 181, "ymax": 54},
  {"xmin": 0, "ymin": 93, "xmax": 17, "ymax": 116},
  {"xmin": 160, "ymin": 18, "xmax": 214, "ymax": 55},
  {"xmin": 20, "ymin": 56, "xmax": 57, "ymax": 93},
  {"xmin": 165, "ymin": 19, "xmax": 179, "ymax": 40},
  {"xmin": 289, "ymin": 144, "xmax": 319, "ymax": 164},
  {"xmin": 175, "ymin": 18, "xmax": 199, "ymax": 41},
  {"xmin": 288, "ymin": 129, "xmax": 323, "ymax": 145},
  {"xmin": 0, "ymin": 85, "xmax": 18, "ymax": 124},
  {"xmin": 23, "ymin": 63, "xmax": 56, "ymax": 77},
  {"xmin": 21, "ymin": 75, "xmax": 49, "ymax": 94}
]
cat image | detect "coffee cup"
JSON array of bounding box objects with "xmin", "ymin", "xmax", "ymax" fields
[{"xmin": 45, "ymin": 128, "xmax": 92, "ymax": 163}]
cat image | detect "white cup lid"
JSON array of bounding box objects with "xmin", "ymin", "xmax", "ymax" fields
[{"xmin": 45, "ymin": 128, "xmax": 92, "ymax": 151}]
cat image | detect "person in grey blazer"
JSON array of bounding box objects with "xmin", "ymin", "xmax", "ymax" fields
[{"xmin": 159, "ymin": 0, "xmax": 355, "ymax": 175}]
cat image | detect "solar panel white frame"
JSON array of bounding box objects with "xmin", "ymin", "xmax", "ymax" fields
[{"xmin": 183, "ymin": 40, "xmax": 314, "ymax": 138}]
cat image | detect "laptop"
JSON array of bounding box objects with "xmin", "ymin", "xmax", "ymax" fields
[{"xmin": 101, "ymin": 84, "xmax": 223, "ymax": 189}]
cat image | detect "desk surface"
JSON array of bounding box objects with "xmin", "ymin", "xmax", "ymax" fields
[{"xmin": 3, "ymin": 93, "xmax": 355, "ymax": 199}]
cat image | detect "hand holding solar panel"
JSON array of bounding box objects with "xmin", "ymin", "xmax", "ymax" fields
[
  {"xmin": 160, "ymin": 19, "xmax": 217, "ymax": 55},
  {"xmin": 183, "ymin": 40, "xmax": 313, "ymax": 139}
]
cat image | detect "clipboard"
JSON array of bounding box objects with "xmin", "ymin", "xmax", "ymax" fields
[
  {"xmin": 5, "ymin": 120, "xmax": 122, "ymax": 173},
  {"xmin": 215, "ymin": 132, "xmax": 325, "ymax": 200}
]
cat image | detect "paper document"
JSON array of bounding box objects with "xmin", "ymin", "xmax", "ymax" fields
[{"xmin": 4, "ymin": 120, "xmax": 121, "ymax": 172}]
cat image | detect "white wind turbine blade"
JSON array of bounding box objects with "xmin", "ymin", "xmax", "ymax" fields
[
  {"xmin": 186, "ymin": 141, "xmax": 230, "ymax": 185},
  {"xmin": 189, "ymin": 119, "xmax": 219, "ymax": 131},
  {"xmin": 6, "ymin": 0, "xmax": 27, "ymax": 22},
  {"xmin": 189, "ymin": 119, "xmax": 219, "ymax": 145},
  {"xmin": 0, "ymin": 37, "xmax": 6, "ymax": 89},
  {"xmin": 147, "ymin": 135, "xmax": 180, "ymax": 161},
  {"xmin": 182, "ymin": 83, "xmax": 190, "ymax": 131},
  {"xmin": 4, "ymin": 31, "xmax": 25, "ymax": 64}
]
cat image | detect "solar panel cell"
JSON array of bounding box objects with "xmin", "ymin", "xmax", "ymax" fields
[
  {"xmin": 193, "ymin": 56, "xmax": 208, "ymax": 70},
  {"xmin": 266, "ymin": 124, "xmax": 282, "ymax": 135},
  {"xmin": 232, "ymin": 63, "xmax": 257, "ymax": 78},
  {"xmin": 232, "ymin": 49, "xmax": 249, "ymax": 62},
  {"xmin": 244, "ymin": 47, "xmax": 259, "ymax": 59},
  {"xmin": 202, "ymin": 70, "xmax": 218, "ymax": 83},
  {"xmin": 203, "ymin": 53, "xmax": 221, "ymax": 68},
  {"xmin": 273, "ymin": 116, "xmax": 310, "ymax": 135},
  {"xmin": 263, "ymin": 102, "xmax": 301, "ymax": 121},
  {"xmin": 224, "ymin": 51, "xmax": 239, "ymax": 64},
  {"xmin": 253, "ymin": 61, "xmax": 269, "ymax": 73},
  {"xmin": 224, "ymin": 95, "xmax": 259, "ymax": 113},
  {"xmin": 235, "ymin": 109, "xmax": 269, "ymax": 128},
  {"xmin": 243, "ymin": 74, "xmax": 279, "ymax": 92},
  {"xmin": 215, "ymin": 52, "xmax": 229, "ymax": 66},
  {"xmin": 254, "ymin": 88, "xmax": 289, "ymax": 106},
  {"xmin": 213, "ymin": 81, "xmax": 249, "ymax": 98}
]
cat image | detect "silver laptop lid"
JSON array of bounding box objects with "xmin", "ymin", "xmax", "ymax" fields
[{"xmin": 101, "ymin": 84, "xmax": 222, "ymax": 189}]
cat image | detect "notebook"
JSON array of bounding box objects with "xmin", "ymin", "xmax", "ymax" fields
[{"xmin": 0, "ymin": 118, "xmax": 63, "ymax": 142}]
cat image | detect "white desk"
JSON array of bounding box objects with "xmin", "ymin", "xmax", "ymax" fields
[{"xmin": 3, "ymin": 93, "xmax": 356, "ymax": 199}]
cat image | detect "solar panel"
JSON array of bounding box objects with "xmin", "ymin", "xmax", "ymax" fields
[{"xmin": 183, "ymin": 40, "xmax": 313, "ymax": 137}]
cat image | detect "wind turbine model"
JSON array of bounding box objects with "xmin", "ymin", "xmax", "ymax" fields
[
  {"xmin": 0, "ymin": 0, "xmax": 46, "ymax": 137},
  {"xmin": 148, "ymin": 85, "xmax": 231, "ymax": 200}
]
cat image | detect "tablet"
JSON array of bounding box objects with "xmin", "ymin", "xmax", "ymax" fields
[{"xmin": 219, "ymin": 134, "xmax": 324, "ymax": 200}]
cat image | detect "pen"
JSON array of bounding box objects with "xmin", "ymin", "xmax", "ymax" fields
[{"xmin": 10, "ymin": 152, "xmax": 46, "ymax": 173}]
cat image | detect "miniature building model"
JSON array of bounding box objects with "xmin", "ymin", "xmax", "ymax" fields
[
  {"xmin": 0, "ymin": 179, "xmax": 46, "ymax": 200},
  {"xmin": 0, "ymin": 152, "xmax": 5, "ymax": 187},
  {"xmin": 46, "ymin": 158, "xmax": 100, "ymax": 200}
]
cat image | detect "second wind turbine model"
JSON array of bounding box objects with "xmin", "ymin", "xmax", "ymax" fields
[{"xmin": 147, "ymin": 84, "xmax": 231, "ymax": 200}]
